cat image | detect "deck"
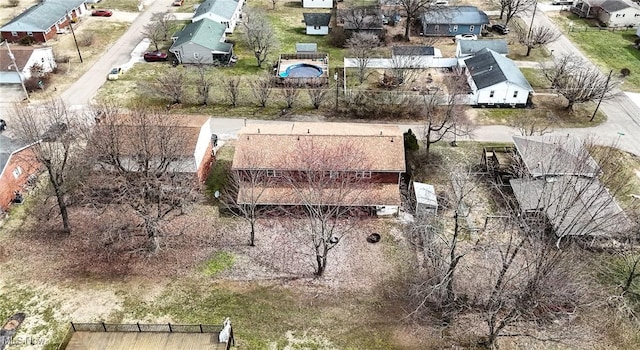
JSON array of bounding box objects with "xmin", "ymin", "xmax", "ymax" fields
[{"xmin": 64, "ymin": 331, "xmax": 227, "ymax": 350}]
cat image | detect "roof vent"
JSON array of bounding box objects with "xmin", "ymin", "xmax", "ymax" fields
[
  {"xmin": 307, "ymin": 129, "xmax": 310, "ymax": 134},
  {"xmin": 257, "ymin": 128, "xmax": 260, "ymax": 133}
]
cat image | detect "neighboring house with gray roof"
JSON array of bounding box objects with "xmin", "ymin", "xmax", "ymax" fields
[
  {"xmin": 420, "ymin": 6, "xmax": 489, "ymax": 37},
  {"xmin": 572, "ymin": 0, "xmax": 640, "ymax": 26},
  {"xmin": 192, "ymin": 0, "xmax": 243, "ymax": 33},
  {"xmin": 511, "ymin": 135, "xmax": 600, "ymax": 178},
  {"xmin": 0, "ymin": 0, "xmax": 88, "ymax": 43},
  {"xmin": 303, "ymin": 13, "xmax": 331, "ymax": 35},
  {"xmin": 391, "ymin": 45, "xmax": 443, "ymax": 67},
  {"xmin": 169, "ymin": 19, "xmax": 233, "ymax": 65},
  {"xmin": 456, "ymin": 39, "xmax": 508, "ymax": 58},
  {"xmin": 462, "ymin": 48, "xmax": 532, "ymax": 107}
]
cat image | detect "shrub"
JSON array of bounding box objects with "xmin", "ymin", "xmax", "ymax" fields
[
  {"xmin": 327, "ymin": 28, "xmax": 347, "ymax": 48},
  {"xmin": 8, "ymin": 0, "xmax": 19, "ymax": 7},
  {"xmin": 621, "ymin": 68, "xmax": 631, "ymax": 77},
  {"xmin": 78, "ymin": 32, "xmax": 94, "ymax": 47},
  {"xmin": 404, "ymin": 129, "xmax": 420, "ymax": 152},
  {"xmin": 19, "ymin": 36, "xmax": 35, "ymax": 45}
]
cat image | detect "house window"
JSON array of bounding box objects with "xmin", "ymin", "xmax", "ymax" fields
[
  {"xmin": 453, "ymin": 25, "xmax": 458, "ymax": 31},
  {"xmin": 489, "ymin": 90, "xmax": 495, "ymax": 98},
  {"xmin": 314, "ymin": 26, "xmax": 321, "ymax": 29},
  {"xmin": 193, "ymin": 52, "xmax": 200, "ymax": 59},
  {"xmin": 12, "ymin": 167, "xmax": 22, "ymax": 179},
  {"xmin": 513, "ymin": 91, "xmax": 519, "ymax": 98},
  {"xmin": 27, "ymin": 31, "xmax": 33, "ymax": 36},
  {"xmin": 11, "ymin": 31, "xmax": 17, "ymax": 36},
  {"xmin": 469, "ymin": 25, "xmax": 474, "ymax": 32},
  {"xmin": 329, "ymin": 171, "xmax": 340, "ymax": 179},
  {"xmin": 434, "ymin": 25, "xmax": 439, "ymax": 32},
  {"xmin": 636, "ymin": 13, "xmax": 640, "ymax": 17},
  {"xmin": 356, "ymin": 171, "xmax": 372, "ymax": 179},
  {"xmin": 267, "ymin": 170, "xmax": 281, "ymax": 177}
]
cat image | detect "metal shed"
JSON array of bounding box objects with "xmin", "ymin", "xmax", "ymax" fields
[{"xmin": 414, "ymin": 182, "xmax": 438, "ymax": 216}]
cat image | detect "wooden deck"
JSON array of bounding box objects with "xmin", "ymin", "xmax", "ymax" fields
[{"xmin": 64, "ymin": 331, "xmax": 227, "ymax": 350}]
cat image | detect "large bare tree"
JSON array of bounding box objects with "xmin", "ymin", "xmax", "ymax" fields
[
  {"xmin": 542, "ymin": 54, "xmax": 618, "ymax": 111},
  {"xmin": 85, "ymin": 106, "xmax": 199, "ymax": 253},
  {"xmin": 497, "ymin": 0, "xmax": 534, "ymax": 26},
  {"xmin": 517, "ymin": 25, "xmax": 560, "ymax": 57},
  {"xmin": 398, "ymin": 0, "xmax": 432, "ymax": 40},
  {"xmin": 346, "ymin": 32, "xmax": 381, "ymax": 84},
  {"xmin": 278, "ymin": 139, "xmax": 373, "ymax": 277},
  {"xmin": 143, "ymin": 12, "xmax": 176, "ymax": 50},
  {"xmin": 251, "ymin": 73, "xmax": 274, "ymax": 108},
  {"xmin": 12, "ymin": 99, "xmax": 89, "ymax": 233},
  {"xmin": 243, "ymin": 9, "xmax": 277, "ymax": 68},
  {"xmin": 147, "ymin": 68, "xmax": 187, "ymax": 105}
]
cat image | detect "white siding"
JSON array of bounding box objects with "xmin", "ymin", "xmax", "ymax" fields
[
  {"xmin": 302, "ymin": 0, "xmax": 332, "ymax": 8},
  {"xmin": 22, "ymin": 47, "xmax": 56, "ymax": 79},
  {"xmin": 194, "ymin": 118, "xmax": 213, "ymax": 170},
  {"xmin": 192, "ymin": 0, "xmax": 243, "ymax": 34},
  {"xmin": 476, "ymin": 81, "xmax": 530, "ymax": 105},
  {"xmin": 170, "ymin": 42, "xmax": 215, "ymax": 64},
  {"xmin": 600, "ymin": 7, "xmax": 640, "ymax": 27},
  {"xmin": 306, "ymin": 25, "xmax": 329, "ymax": 35}
]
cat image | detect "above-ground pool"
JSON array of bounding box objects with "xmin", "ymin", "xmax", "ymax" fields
[{"xmin": 279, "ymin": 63, "xmax": 323, "ymax": 78}]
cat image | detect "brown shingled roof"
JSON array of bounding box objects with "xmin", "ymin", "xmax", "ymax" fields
[
  {"xmin": 0, "ymin": 45, "xmax": 36, "ymax": 72},
  {"xmin": 232, "ymin": 122, "xmax": 406, "ymax": 172}
]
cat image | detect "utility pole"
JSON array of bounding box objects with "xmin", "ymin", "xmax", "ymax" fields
[
  {"xmin": 527, "ymin": 0, "xmax": 539, "ymax": 41},
  {"xmin": 590, "ymin": 69, "xmax": 613, "ymax": 122},
  {"xmin": 3, "ymin": 40, "xmax": 30, "ymax": 102},
  {"xmin": 334, "ymin": 71, "xmax": 339, "ymax": 113},
  {"xmin": 68, "ymin": 14, "xmax": 83, "ymax": 63}
]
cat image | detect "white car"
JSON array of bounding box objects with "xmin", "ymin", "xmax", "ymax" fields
[
  {"xmin": 107, "ymin": 67, "xmax": 123, "ymax": 81},
  {"xmin": 455, "ymin": 34, "xmax": 478, "ymax": 41}
]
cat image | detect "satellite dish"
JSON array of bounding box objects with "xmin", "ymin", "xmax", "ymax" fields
[{"xmin": 214, "ymin": 190, "xmax": 220, "ymax": 198}]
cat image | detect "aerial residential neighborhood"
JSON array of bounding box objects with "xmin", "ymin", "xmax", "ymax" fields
[{"xmin": 2, "ymin": 0, "xmax": 640, "ymax": 348}]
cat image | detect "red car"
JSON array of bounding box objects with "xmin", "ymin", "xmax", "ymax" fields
[
  {"xmin": 91, "ymin": 9, "xmax": 113, "ymax": 17},
  {"xmin": 143, "ymin": 51, "xmax": 168, "ymax": 62}
]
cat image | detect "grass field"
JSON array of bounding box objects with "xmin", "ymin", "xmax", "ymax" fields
[{"xmin": 549, "ymin": 12, "xmax": 640, "ymax": 91}]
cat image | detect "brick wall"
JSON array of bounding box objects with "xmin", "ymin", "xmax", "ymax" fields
[{"xmin": 0, "ymin": 147, "xmax": 40, "ymax": 211}]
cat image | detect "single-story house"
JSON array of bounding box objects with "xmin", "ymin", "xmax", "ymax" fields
[
  {"xmin": 0, "ymin": 134, "xmax": 40, "ymax": 212},
  {"xmin": 421, "ymin": 6, "xmax": 489, "ymax": 37},
  {"xmin": 0, "ymin": 0, "xmax": 88, "ymax": 43},
  {"xmin": 456, "ymin": 39, "xmax": 508, "ymax": 58},
  {"xmin": 572, "ymin": 0, "xmax": 640, "ymax": 26},
  {"xmin": 462, "ymin": 48, "xmax": 533, "ymax": 107},
  {"xmin": 511, "ymin": 135, "xmax": 600, "ymax": 178},
  {"xmin": 302, "ymin": 0, "xmax": 332, "ymax": 9},
  {"xmin": 92, "ymin": 115, "xmax": 218, "ymax": 182},
  {"xmin": 339, "ymin": 7, "xmax": 384, "ymax": 37},
  {"xmin": 231, "ymin": 122, "xmax": 406, "ymax": 214},
  {"xmin": 303, "ymin": 13, "xmax": 331, "ymax": 35},
  {"xmin": 192, "ymin": 0, "xmax": 243, "ymax": 34},
  {"xmin": 170, "ymin": 19, "xmax": 233, "ymax": 65},
  {"xmin": 598, "ymin": 0, "xmax": 640, "ymax": 27},
  {"xmin": 0, "ymin": 45, "xmax": 56, "ymax": 85},
  {"xmin": 391, "ymin": 46, "xmax": 443, "ymax": 67}
]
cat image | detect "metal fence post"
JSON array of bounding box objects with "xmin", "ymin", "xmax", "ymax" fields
[
  {"xmin": 71, "ymin": 322, "xmax": 76, "ymax": 332},
  {"xmin": 199, "ymin": 324, "xmax": 203, "ymax": 333},
  {"xmin": 168, "ymin": 323, "xmax": 172, "ymax": 333},
  {"xmin": 137, "ymin": 322, "xmax": 141, "ymax": 332},
  {"xmin": 102, "ymin": 322, "xmax": 107, "ymax": 332}
]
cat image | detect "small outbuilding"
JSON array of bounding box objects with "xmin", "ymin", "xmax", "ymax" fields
[
  {"xmin": 303, "ymin": 13, "xmax": 332, "ymax": 35},
  {"xmin": 413, "ymin": 182, "xmax": 438, "ymax": 216}
]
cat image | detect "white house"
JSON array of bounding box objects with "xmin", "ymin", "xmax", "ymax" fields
[
  {"xmin": 302, "ymin": 0, "xmax": 332, "ymax": 9},
  {"xmin": 192, "ymin": 0, "xmax": 244, "ymax": 34},
  {"xmin": 0, "ymin": 45, "xmax": 56, "ymax": 85},
  {"xmin": 456, "ymin": 39, "xmax": 508, "ymax": 58},
  {"xmin": 303, "ymin": 13, "xmax": 331, "ymax": 35},
  {"xmin": 462, "ymin": 48, "xmax": 533, "ymax": 107},
  {"xmin": 598, "ymin": 0, "xmax": 640, "ymax": 27}
]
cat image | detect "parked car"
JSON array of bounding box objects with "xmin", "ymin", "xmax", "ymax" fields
[
  {"xmin": 172, "ymin": 0, "xmax": 184, "ymax": 6},
  {"xmin": 491, "ymin": 24, "xmax": 510, "ymax": 34},
  {"xmin": 455, "ymin": 34, "xmax": 477, "ymax": 41},
  {"xmin": 91, "ymin": 9, "xmax": 113, "ymax": 17},
  {"xmin": 107, "ymin": 67, "xmax": 122, "ymax": 81},
  {"xmin": 143, "ymin": 51, "xmax": 168, "ymax": 62}
]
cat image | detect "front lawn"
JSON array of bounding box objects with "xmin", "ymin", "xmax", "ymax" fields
[{"xmin": 549, "ymin": 12, "xmax": 640, "ymax": 91}]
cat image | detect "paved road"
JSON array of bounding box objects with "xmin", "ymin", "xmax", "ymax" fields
[
  {"xmin": 60, "ymin": 0, "xmax": 173, "ymax": 107},
  {"xmin": 519, "ymin": 3, "xmax": 640, "ymax": 155}
]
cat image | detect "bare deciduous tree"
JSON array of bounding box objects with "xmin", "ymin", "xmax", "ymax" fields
[
  {"xmin": 278, "ymin": 139, "xmax": 374, "ymax": 277},
  {"xmin": 542, "ymin": 55, "xmax": 618, "ymax": 111},
  {"xmin": 252, "ymin": 73, "xmax": 274, "ymax": 108},
  {"xmin": 243, "ymin": 9, "xmax": 277, "ymax": 68},
  {"xmin": 222, "ymin": 76, "xmax": 242, "ymax": 107},
  {"xmin": 307, "ymin": 82, "xmax": 329, "ymax": 109},
  {"xmin": 517, "ymin": 25, "xmax": 560, "ymax": 57},
  {"xmin": 497, "ymin": 0, "xmax": 534, "ymax": 26},
  {"xmin": 398, "ymin": 0, "xmax": 433, "ymax": 40},
  {"xmin": 12, "ymin": 99, "xmax": 89, "ymax": 233},
  {"xmin": 421, "ymin": 68, "xmax": 473, "ymax": 159},
  {"xmin": 85, "ymin": 106, "xmax": 199, "ymax": 254},
  {"xmin": 193, "ymin": 64, "xmax": 213, "ymax": 106},
  {"xmin": 340, "ymin": 6, "xmax": 378, "ymax": 31},
  {"xmin": 281, "ymin": 82, "xmax": 299, "ymax": 109},
  {"xmin": 346, "ymin": 32, "xmax": 381, "ymax": 84},
  {"xmin": 143, "ymin": 12, "xmax": 175, "ymax": 50},
  {"xmin": 148, "ymin": 68, "xmax": 186, "ymax": 105}
]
